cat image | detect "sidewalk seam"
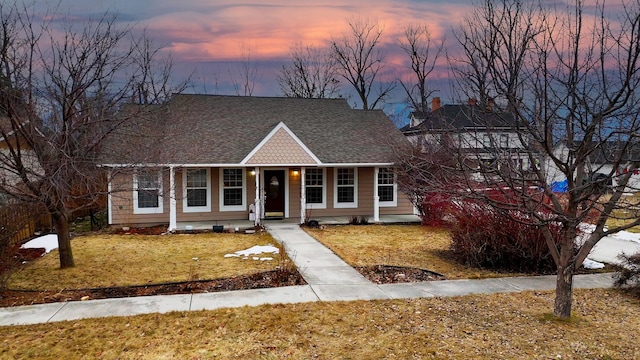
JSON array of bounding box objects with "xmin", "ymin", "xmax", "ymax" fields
[{"xmin": 47, "ymin": 302, "xmax": 68, "ymax": 323}]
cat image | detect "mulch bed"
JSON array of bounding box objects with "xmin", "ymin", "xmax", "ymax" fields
[
  {"xmin": 356, "ymin": 265, "xmax": 445, "ymax": 283},
  {"xmin": 0, "ymin": 269, "xmax": 306, "ymax": 307},
  {"xmin": 0, "ymin": 265, "xmax": 445, "ymax": 307}
]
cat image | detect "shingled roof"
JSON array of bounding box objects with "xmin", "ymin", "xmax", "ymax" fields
[
  {"xmin": 404, "ymin": 104, "xmax": 519, "ymax": 133},
  {"xmin": 103, "ymin": 94, "xmax": 409, "ymax": 166}
]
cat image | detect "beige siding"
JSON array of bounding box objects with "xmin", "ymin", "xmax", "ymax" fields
[
  {"xmin": 109, "ymin": 166, "xmax": 414, "ymax": 226},
  {"xmin": 110, "ymin": 168, "xmax": 258, "ymax": 226},
  {"xmin": 110, "ymin": 169, "xmax": 170, "ymax": 226},
  {"xmin": 380, "ymin": 191, "xmax": 415, "ymax": 215},
  {"xmin": 306, "ymin": 167, "xmax": 373, "ymax": 218},
  {"xmin": 289, "ymin": 170, "xmax": 302, "ymax": 218}
]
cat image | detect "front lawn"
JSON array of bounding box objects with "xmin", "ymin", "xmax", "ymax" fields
[
  {"xmin": 1, "ymin": 289, "xmax": 638, "ymax": 359},
  {"xmin": 305, "ymin": 224, "xmax": 524, "ymax": 279},
  {"xmin": 8, "ymin": 232, "xmax": 290, "ymax": 290}
]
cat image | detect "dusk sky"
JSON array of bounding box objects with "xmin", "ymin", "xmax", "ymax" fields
[
  {"xmin": 32, "ymin": 0, "xmax": 475, "ymax": 108},
  {"xmin": 27, "ymin": 1, "xmax": 627, "ymax": 113}
]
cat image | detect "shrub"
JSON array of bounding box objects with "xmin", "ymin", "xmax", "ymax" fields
[
  {"xmin": 421, "ymin": 192, "xmax": 454, "ymax": 227},
  {"xmin": 614, "ymin": 253, "xmax": 640, "ymax": 296},
  {"xmin": 447, "ymin": 198, "xmax": 565, "ymax": 274}
]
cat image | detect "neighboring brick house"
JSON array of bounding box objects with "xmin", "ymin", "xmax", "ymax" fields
[
  {"xmin": 401, "ymin": 97, "xmax": 532, "ymax": 174},
  {"xmin": 101, "ymin": 94, "xmax": 415, "ymax": 230}
]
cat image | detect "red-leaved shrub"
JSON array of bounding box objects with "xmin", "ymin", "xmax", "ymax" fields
[
  {"xmin": 421, "ymin": 192, "xmax": 454, "ymax": 227},
  {"xmin": 421, "ymin": 187, "xmax": 573, "ymax": 274}
]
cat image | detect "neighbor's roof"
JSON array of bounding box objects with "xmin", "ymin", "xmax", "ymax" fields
[
  {"xmin": 103, "ymin": 94, "xmax": 409, "ymax": 166},
  {"xmin": 404, "ymin": 104, "xmax": 519, "ymax": 133}
]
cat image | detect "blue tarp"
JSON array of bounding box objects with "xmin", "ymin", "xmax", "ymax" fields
[{"xmin": 550, "ymin": 179, "xmax": 568, "ymax": 193}]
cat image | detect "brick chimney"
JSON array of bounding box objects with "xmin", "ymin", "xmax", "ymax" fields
[
  {"xmin": 432, "ymin": 97, "xmax": 441, "ymax": 111},
  {"xmin": 487, "ymin": 98, "xmax": 495, "ymax": 111}
]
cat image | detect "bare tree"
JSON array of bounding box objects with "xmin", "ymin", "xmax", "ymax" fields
[
  {"xmin": 0, "ymin": 2, "xmax": 184, "ymax": 268},
  {"xmin": 229, "ymin": 45, "xmax": 259, "ymax": 96},
  {"xmin": 277, "ymin": 43, "xmax": 341, "ymax": 98},
  {"xmin": 330, "ymin": 18, "xmax": 395, "ymax": 110},
  {"xmin": 398, "ymin": 24, "xmax": 444, "ymax": 113},
  {"xmin": 437, "ymin": 0, "xmax": 640, "ymax": 319}
]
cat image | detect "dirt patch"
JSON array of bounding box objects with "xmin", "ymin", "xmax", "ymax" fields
[
  {"xmin": 356, "ymin": 265, "xmax": 445, "ymax": 283},
  {"xmin": 113, "ymin": 225, "xmax": 167, "ymax": 235}
]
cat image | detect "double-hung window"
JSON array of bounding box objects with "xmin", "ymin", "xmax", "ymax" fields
[
  {"xmin": 334, "ymin": 168, "xmax": 357, "ymax": 208},
  {"xmin": 134, "ymin": 170, "xmax": 163, "ymax": 214},
  {"xmin": 377, "ymin": 168, "xmax": 397, "ymax": 207},
  {"xmin": 305, "ymin": 168, "xmax": 326, "ymax": 208},
  {"xmin": 220, "ymin": 168, "xmax": 246, "ymax": 211},
  {"xmin": 183, "ymin": 168, "xmax": 211, "ymax": 212}
]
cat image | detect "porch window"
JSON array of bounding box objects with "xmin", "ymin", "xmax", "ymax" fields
[
  {"xmin": 183, "ymin": 168, "xmax": 211, "ymax": 212},
  {"xmin": 133, "ymin": 170, "xmax": 163, "ymax": 214},
  {"xmin": 377, "ymin": 168, "xmax": 397, "ymax": 207},
  {"xmin": 334, "ymin": 168, "xmax": 357, "ymax": 208},
  {"xmin": 305, "ymin": 168, "xmax": 326, "ymax": 208},
  {"xmin": 220, "ymin": 168, "xmax": 246, "ymax": 211}
]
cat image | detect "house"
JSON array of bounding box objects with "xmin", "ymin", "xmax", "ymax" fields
[
  {"xmin": 101, "ymin": 94, "xmax": 415, "ymax": 230},
  {"xmin": 401, "ymin": 97, "xmax": 532, "ymax": 174},
  {"xmin": 545, "ymin": 141, "xmax": 640, "ymax": 193}
]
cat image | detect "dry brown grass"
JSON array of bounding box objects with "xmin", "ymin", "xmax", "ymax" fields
[
  {"xmin": 1, "ymin": 288, "xmax": 638, "ymax": 359},
  {"xmin": 305, "ymin": 224, "xmax": 515, "ymax": 279},
  {"xmin": 7, "ymin": 232, "xmax": 288, "ymax": 290}
]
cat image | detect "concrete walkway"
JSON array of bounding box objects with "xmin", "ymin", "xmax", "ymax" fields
[{"xmin": 0, "ymin": 225, "xmax": 618, "ymax": 327}]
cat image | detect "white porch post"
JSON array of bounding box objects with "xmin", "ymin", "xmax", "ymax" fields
[
  {"xmin": 373, "ymin": 167, "xmax": 380, "ymax": 222},
  {"xmin": 169, "ymin": 166, "xmax": 177, "ymax": 231},
  {"xmin": 254, "ymin": 167, "xmax": 260, "ymax": 226},
  {"xmin": 300, "ymin": 167, "xmax": 306, "ymax": 224}
]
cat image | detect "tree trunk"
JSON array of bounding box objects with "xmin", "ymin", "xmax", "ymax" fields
[
  {"xmin": 553, "ymin": 265, "xmax": 574, "ymax": 318},
  {"xmin": 51, "ymin": 212, "xmax": 75, "ymax": 269}
]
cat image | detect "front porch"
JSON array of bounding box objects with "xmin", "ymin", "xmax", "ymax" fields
[{"xmin": 176, "ymin": 214, "xmax": 421, "ymax": 232}]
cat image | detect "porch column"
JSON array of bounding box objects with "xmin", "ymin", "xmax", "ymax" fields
[
  {"xmin": 107, "ymin": 170, "xmax": 113, "ymax": 225},
  {"xmin": 254, "ymin": 167, "xmax": 260, "ymax": 226},
  {"xmin": 373, "ymin": 167, "xmax": 380, "ymax": 222},
  {"xmin": 168, "ymin": 166, "xmax": 177, "ymax": 231},
  {"xmin": 300, "ymin": 167, "xmax": 306, "ymax": 224}
]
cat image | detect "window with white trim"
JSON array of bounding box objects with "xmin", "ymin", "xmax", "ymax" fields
[
  {"xmin": 220, "ymin": 168, "xmax": 246, "ymax": 211},
  {"xmin": 305, "ymin": 168, "xmax": 326, "ymax": 209},
  {"xmin": 482, "ymin": 133, "xmax": 492, "ymax": 148},
  {"xmin": 134, "ymin": 170, "xmax": 163, "ymax": 214},
  {"xmin": 334, "ymin": 168, "xmax": 357, "ymax": 208},
  {"xmin": 377, "ymin": 168, "xmax": 397, "ymax": 207},
  {"xmin": 183, "ymin": 168, "xmax": 211, "ymax": 212},
  {"xmin": 499, "ymin": 134, "xmax": 509, "ymax": 148}
]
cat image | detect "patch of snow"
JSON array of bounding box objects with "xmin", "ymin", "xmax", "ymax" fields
[
  {"xmin": 20, "ymin": 234, "xmax": 58, "ymax": 254},
  {"xmin": 582, "ymin": 258, "xmax": 605, "ymax": 269},
  {"xmin": 609, "ymin": 230, "xmax": 640, "ymax": 244},
  {"xmin": 224, "ymin": 244, "xmax": 280, "ymax": 260}
]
